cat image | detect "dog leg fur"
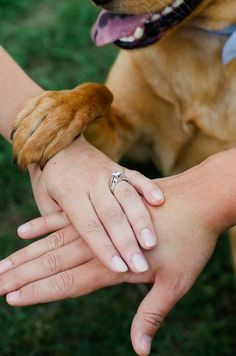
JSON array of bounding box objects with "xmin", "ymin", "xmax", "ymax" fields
[
  {"xmin": 11, "ymin": 83, "xmax": 114, "ymax": 169},
  {"xmin": 11, "ymin": 51, "xmax": 147, "ymax": 169}
]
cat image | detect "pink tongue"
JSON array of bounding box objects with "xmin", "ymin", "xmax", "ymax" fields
[{"xmin": 91, "ymin": 10, "xmax": 148, "ymax": 46}]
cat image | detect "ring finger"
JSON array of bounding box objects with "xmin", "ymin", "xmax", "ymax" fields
[{"xmin": 91, "ymin": 186, "xmax": 149, "ymax": 273}]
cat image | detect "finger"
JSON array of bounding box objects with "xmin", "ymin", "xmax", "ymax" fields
[
  {"xmin": 131, "ymin": 282, "xmax": 177, "ymax": 356},
  {"xmin": 91, "ymin": 187, "xmax": 149, "ymax": 273},
  {"xmin": 0, "ymin": 238, "xmax": 92, "ymax": 296},
  {"xmin": 0, "ymin": 225, "xmax": 78, "ymax": 273},
  {"xmin": 60, "ymin": 196, "xmax": 129, "ymax": 273},
  {"xmin": 18, "ymin": 211, "xmax": 70, "ymax": 239},
  {"xmin": 6, "ymin": 259, "xmax": 123, "ymax": 306},
  {"xmin": 125, "ymin": 170, "xmax": 164, "ymax": 205},
  {"xmin": 114, "ymin": 181, "xmax": 157, "ymax": 250}
]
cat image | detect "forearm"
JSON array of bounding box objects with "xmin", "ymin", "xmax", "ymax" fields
[
  {"xmin": 153, "ymin": 148, "xmax": 236, "ymax": 235},
  {"xmin": 0, "ymin": 47, "xmax": 43, "ymax": 142},
  {"xmin": 205, "ymin": 148, "xmax": 236, "ymax": 231}
]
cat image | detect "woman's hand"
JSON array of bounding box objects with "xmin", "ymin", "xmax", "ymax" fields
[
  {"xmin": 25, "ymin": 136, "xmax": 164, "ymax": 274},
  {"xmin": 0, "ymin": 47, "xmax": 164, "ymax": 273},
  {"xmin": 1, "ymin": 151, "xmax": 234, "ymax": 355}
]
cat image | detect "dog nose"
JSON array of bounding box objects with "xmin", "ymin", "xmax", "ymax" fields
[{"xmin": 92, "ymin": 0, "xmax": 111, "ymax": 5}]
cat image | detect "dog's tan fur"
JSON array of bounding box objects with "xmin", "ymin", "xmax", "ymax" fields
[{"xmin": 12, "ymin": 0, "xmax": 236, "ymax": 272}]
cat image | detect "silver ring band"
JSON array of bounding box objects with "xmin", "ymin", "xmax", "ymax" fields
[{"xmin": 110, "ymin": 171, "xmax": 128, "ymax": 194}]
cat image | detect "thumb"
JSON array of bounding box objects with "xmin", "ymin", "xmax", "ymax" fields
[{"xmin": 131, "ymin": 282, "xmax": 177, "ymax": 355}]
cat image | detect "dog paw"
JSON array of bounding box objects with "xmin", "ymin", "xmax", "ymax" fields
[{"xmin": 11, "ymin": 83, "xmax": 113, "ymax": 170}]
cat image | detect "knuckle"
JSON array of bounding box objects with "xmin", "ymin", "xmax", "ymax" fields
[
  {"xmin": 101, "ymin": 243, "xmax": 117, "ymax": 256},
  {"xmin": 42, "ymin": 253, "xmax": 59, "ymax": 274},
  {"xmin": 60, "ymin": 180, "xmax": 71, "ymax": 195},
  {"xmin": 47, "ymin": 231, "xmax": 65, "ymax": 251},
  {"xmin": 122, "ymin": 238, "xmax": 138, "ymax": 252},
  {"xmin": 42, "ymin": 215, "xmax": 50, "ymax": 229},
  {"xmin": 60, "ymin": 211, "xmax": 69, "ymax": 226},
  {"xmin": 135, "ymin": 215, "xmax": 149, "ymax": 230},
  {"xmin": 168, "ymin": 275, "xmax": 189, "ymax": 299},
  {"xmin": 20, "ymin": 248, "xmax": 30, "ymax": 263},
  {"xmin": 54, "ymin": 271, "xmax": 74, "ymax": 294},
  {"xmin": 37, "ymin": 216, "xmax": 49, "ymax": 232},
  {"xmin": 102, "ymin": 207, "xmax": 123, "ymax": 223},
  {"xmin": 143, "ymin": 311, "xmax": 164, "ymax": 329},
  {"xmin": 128, "ymin": 170, "xmax": 144, "ymax": 181},
  {"xmin": 56, "ymin": 178, "xmax": 73, "ymax": 197},
  {"xmin": 84, "ymin": 219, "xmax": 101, "ymax": 235},
  {"xmin": 6, "ymin": 256, "xmax": 15, "ymax": 268},
  {"xmin": 129, "ymin": 170, "xmax": 140, "ymax": 178},
  {"xmin": 10, "ymin": 269, "xmax": 21, "ymax": 291},
  {"xmin": 27, "ymin": 282, "xmax": 38, "ymax": 299},
  {"xmin": 5, "ymin": 255, "xmax": 15, "ymax": 268},
  {"xmin": 118, "ymin": 186, "xmax": 136, "ymax": 200}
]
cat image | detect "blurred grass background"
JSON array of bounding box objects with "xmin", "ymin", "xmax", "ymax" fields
[{"xmin": 0, "ymin": 0, "xmax": 235, "ymax": 355}]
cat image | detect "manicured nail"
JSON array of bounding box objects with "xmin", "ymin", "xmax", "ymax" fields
[
  {"xmin": 132, "ymin": 254, "xmax": 149, "ymax": 272},
  {"xmin": 7, "ymin": 290, "xmax": 20, "ymax": 304},
  {"xmin": 141, "ymin": 335, "xmax": 152, "ymax": 354},
  {"xmin": 0, "ymin": 259, "xmax": 12, "ymax": 274},
  {"xmin": 141, "ymin": 229, "xmax": 156, "ymax": 248},
  {"xmin": 18, "ymin": 223, "xmax": 31, "ymax": 236},
  {"xmin": 112, "ymin": 256, "xmax": 128, "ymax": 273},
  {"xmin": 151, "ymin": 190, "xmax": 164, "ymax": 203}
]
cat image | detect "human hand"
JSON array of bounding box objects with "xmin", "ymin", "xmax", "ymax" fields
[
  {"xmin": 25, "ymin": 136, "xmax": 164, "ymax": 274},
  {"xmin": 1, "ymin": 152, "xmax": 233, "ymax": 355}
]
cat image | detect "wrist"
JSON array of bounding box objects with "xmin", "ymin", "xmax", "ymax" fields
[
  {"xmin": 28, "ymin": 135, "xmax": 89, "ymax": 183},
  {"xmin": 181, "ymin": 149, "xmax": 236, "ymax": 234},
  {"xmin": 50, "ymin": 135, "xmax": 93, "ymax": 163}
]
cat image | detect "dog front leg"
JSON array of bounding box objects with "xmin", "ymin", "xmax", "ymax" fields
[
  {"xmin": 84, "ymin": 104, "xmax": 136, "ymax": 162},
  {"xmin": 11, "ymin": 83, "xmax": 114, "ymax": 170}
]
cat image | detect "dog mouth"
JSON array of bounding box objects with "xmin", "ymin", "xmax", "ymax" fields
[{"xmin": 92, "ymin": 0, "xmax": 203, "ymax": 49}]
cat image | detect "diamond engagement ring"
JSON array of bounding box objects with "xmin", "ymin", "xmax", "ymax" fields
[{"xmin": 110, "ymin": 171, "xmax": 128, "ymax": 194}]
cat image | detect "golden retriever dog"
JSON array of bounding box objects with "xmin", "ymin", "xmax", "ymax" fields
[{"xmin": 11, "ymin": 0, "xmax": 236, "ymax": 272}]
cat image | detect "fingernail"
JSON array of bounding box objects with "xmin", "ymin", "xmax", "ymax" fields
[
  {"xmin": 151, "ymin": 190, "xmax": 164, "ymax": 203},
  {"xmin": 18, "ymin": 223, "xmax": 31, "ymax": 236},
  {"xmin": 141, "ymin": 335, "xmax": 152, "ymax": 354},
  {"xmin": 7, "ymin": 290, "xmax": 20, "ymax": 304},
  {"xmin": 132, "ymin": 254, "xmax": 149, "ymax": 272},
  {"xmin": 0, "ymin": 259, "xmax": 12, "ymax": 274},
  {"xmin": 112, "ymin": 256, "xmax": 128, "ymax": 273},
  {"xmin": 141, "ymin": 229, "xmax": 156, "ymax": 248}
]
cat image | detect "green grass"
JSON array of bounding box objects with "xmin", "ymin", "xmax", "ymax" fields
[{"xmin": 0, "ymin": 0, "xmax": 235, "ymax": 355}]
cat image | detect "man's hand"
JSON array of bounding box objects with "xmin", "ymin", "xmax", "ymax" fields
[{"xmin": 1, "ymin": 151, "xmax": 234, "ymax": 355}]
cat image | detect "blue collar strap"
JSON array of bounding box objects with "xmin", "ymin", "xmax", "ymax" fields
[{"xmin": 199, "ymin": 25, "xmax": 236, "ymax": 65}]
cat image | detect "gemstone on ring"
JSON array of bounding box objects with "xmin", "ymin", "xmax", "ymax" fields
[
  {"xmin": 112, "ymin": 171, "xmax": 122, "ymax": 181},
  {"xmin": 110, "ymin": 171, "xmax": 128, "ymax": 194}
]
